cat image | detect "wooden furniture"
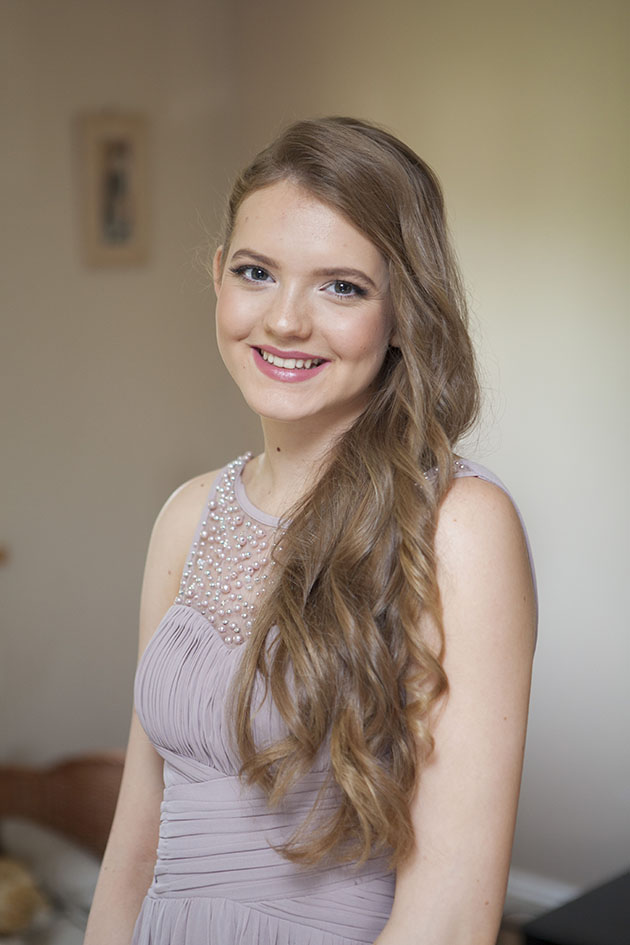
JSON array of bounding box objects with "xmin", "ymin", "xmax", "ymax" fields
[{"xmin": 0, "ymin": 751, "xmax": 124, "ymax": 857}]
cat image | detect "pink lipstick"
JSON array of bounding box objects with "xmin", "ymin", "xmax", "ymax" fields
[{"xmin": 252, "ymin": 346, "xmax": 329, "ymax": 383}]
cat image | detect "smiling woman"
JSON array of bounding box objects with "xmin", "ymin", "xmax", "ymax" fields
[
  {"xmin": 213, "ymin": 180, "xmax": 393, "ymax": 429},
  {"xmin": 85, "ymin": 117, "xmax": 536, "ymax": 945}
]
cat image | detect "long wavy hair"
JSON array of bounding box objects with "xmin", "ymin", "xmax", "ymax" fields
[{"xmin": 221, "ymin": 117, "xmax": 480, "ymax": 868}]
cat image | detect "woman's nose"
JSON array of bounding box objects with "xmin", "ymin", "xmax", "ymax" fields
[{"xmin": 263, "ymin": 288, "xmax": 311, "ymax": 339}]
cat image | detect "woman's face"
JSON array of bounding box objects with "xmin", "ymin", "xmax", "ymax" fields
[{"xmin": 214, "ymin": 179, "xmax": 395, "ymax": 434}]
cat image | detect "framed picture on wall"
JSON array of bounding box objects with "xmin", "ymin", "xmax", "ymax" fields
[{"xmin": 76, "ymin": 111, "xmax": 150, "ymax": 266}]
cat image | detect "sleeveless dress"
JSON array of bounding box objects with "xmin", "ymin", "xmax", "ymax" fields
[{"xmin": 132, "ymin": 454, "xmax": 535, "ymax": 945}]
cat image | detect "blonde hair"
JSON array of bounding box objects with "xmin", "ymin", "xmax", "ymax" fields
[{"xmin": 224, "ymin": 117, "xmax": 480, "ymax": 867}]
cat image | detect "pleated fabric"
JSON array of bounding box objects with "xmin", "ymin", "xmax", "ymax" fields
[
  {"xmin": 131, "ymin": 456, "xmax": 535, "ymax": 944},
  {"xmin": 133, "ymin": 603, "xmax": 394, "ymax": 944}
]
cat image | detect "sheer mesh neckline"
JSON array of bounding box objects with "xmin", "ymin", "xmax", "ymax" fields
[
  {"xmin": 234, "ymin": 458, "xmax": 281, "ymax": 528},
  {"xmin": 174, "ymin": 455, "xmax": 277, "ymax": 647}
]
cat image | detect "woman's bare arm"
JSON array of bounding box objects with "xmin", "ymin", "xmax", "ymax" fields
[
  {"xmin": 84, "ymin": 469, "xmax": 220, "ymax": 945},
  {"xmin": 376, "ymin": 476, "xmax": 537, "ymax": 945}
]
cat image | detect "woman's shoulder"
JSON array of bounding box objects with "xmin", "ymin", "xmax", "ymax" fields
[
  {"xmin": 137, "ymin": 466, "xmax": 224, "ymax": 650},
  {"xmin": 437, "ymin": 457, "xmax": 538, "ymax": 628},
  {"xmin": 161, "ymin": 466, "xmax": 223, "ymax": 517},
  {"xmin": 153, "ymin": 451, "xmax": 253, "ymax": 545},
  {"xmin": 439, "ymin": 465, "xmax": 523, "ymax": 549},
  {"xmin": 151, "ymin": 466, "xmax": 224, "ymax": 550},
  {"xmin": 148, "ymin": 465, "xmax": 224, "ymax": 577},
  {"xmin": 447, "ymin": 457, "xmax": 529, "ymax": 533},
  {"xmin": 439, "ymin": 457, "xmax": 530, "ymax": 549},
  {"xmin": 452, "ymin": 456, "xmax": 510, "ymax": 492}
]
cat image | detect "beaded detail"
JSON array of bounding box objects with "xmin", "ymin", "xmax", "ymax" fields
[
  {"xmin": 422, "ymin": 458, "xmax": 468, "ymax": 482},
  {"xmin": 174, "ymin": 454, "xmax": 470, "ymax": 647},
  {"xmin": 175, "ymin": 454, "xmax": 277, "ymax": 648}
]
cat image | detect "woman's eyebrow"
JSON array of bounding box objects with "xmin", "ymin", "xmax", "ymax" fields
[
  {"xmin": 229, "ymin": 250, "xmax": 379, "ymax": 292},
  {"xmin": 230, "ymin": 248, "xmax": 276, "ymax": 268},
  {"xmin": 311, "ymin": 267, "xmax": 379, "ymax": 292}
]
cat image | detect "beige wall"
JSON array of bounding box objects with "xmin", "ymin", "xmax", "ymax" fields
[
  {"xmin": 229, "ymin": 0, "xmax": 630, "ymax": 893},
  {"xmin": 2, "ymin": 0, "xmax": 628, "ymax": 899},
  {"xmin": 0, "ymin": 0, "xmax": 261, "ymax": 760}
]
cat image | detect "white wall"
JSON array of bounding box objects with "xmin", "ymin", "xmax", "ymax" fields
[
  {"xmin": 228, "ymin": 0, "xmax": 630, "ymax": 893},
  {"xmin": 2, "ymin": 0, "xmax": 628, "ymax": 902}
]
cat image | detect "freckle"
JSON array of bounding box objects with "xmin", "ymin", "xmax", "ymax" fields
[
  {"xmin": 168, "ymin": 570, "xmax": 172, "ymax": 575},
  {"xmin": 503, "ymin": 716, "xmax": 508, "ymax": 721},
  {"xmin": 276, "ymin": 446, "xmax": 281, "ymax": 452},
  {"xmin": 484, "ymin": 900, "xmax": 489, "ymax": 906}
]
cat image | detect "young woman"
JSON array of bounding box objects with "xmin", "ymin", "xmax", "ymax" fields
[{"xmin": 85, "ymin": 117, "xmax": 537, "ymax": 945}]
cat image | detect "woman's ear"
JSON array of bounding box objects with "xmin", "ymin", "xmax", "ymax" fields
[{"xmin": 212, "ymin": 246, "xmax": 224, "ymax": 296}]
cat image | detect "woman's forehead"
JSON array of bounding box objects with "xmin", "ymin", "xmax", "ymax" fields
[{"xmin": 229, "ymin": 180, "xmax": 387, "ymax": 276}]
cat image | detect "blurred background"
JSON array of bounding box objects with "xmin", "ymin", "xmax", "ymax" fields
[{"xmin": 1, "ymin": 0, "xmax": 628, "ymax": 925}]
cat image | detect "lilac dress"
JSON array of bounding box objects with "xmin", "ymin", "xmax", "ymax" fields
[{"xmin": 132, "ymin": 454, "xmax": 534, "ymax": 944}]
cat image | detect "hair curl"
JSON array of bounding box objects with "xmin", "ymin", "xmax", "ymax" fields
[{"xmin": 221, "ymin": 117, "xmax": 480, "ymax": 868}]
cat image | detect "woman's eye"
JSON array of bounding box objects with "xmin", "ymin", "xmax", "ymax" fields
[
  {"xmin": 327, "ymin": 281, "xmax": 366, "ymax": 298},
  {"xmin": 230, "ymin": 265, "xmax": 271, "ymax": 283}
]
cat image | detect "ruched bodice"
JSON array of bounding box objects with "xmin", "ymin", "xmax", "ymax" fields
[{"xmin": 131, "ymin": 454, "xmax": 534, "ymax": 944}]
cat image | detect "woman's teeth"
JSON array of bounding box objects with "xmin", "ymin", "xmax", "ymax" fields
[{"xmin": 260, "ymin": 350, "xmax": 323, "ymax": 369}]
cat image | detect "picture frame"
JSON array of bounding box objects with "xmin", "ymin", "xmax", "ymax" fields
[{"xmin": 76, "ymin": 112, "xmax": 150, "ymax": 266}]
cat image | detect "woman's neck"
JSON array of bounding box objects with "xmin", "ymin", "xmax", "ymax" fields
[{"xmin": 241, "ymin": 417, "xmax": 340, "ymax": 518}]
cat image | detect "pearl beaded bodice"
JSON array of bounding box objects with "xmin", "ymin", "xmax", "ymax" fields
[
  {"xmin": 170, "ymin": 453, "xmax": 531, "ymax": 652},
  {"xmin": 174, "ymin": 454, "xmax": 279, "ymax": 647}
]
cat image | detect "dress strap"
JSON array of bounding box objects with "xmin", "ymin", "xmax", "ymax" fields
[{"xmin": 173, "ymin": 466, "xmax": 227, "ymax": 609}]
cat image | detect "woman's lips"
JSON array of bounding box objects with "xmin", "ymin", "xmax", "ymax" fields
[{"xmin": 252, "ymin": 346, "xmax": 329, "ymax": 382}]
